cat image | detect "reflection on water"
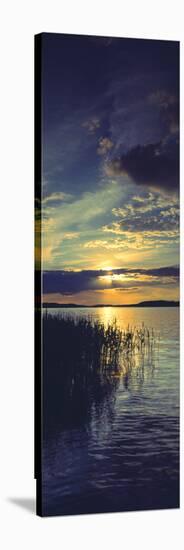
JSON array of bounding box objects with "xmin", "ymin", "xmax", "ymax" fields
[{"xmin": 42, "ymin": 307, "xmax": 179, "ymax": 516}]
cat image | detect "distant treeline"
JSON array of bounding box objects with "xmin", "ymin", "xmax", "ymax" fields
[{"xmin": 42, "ymin": 300, "xmax": 179, "ymax": 308}]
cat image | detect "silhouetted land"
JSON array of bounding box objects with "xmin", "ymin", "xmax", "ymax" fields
[{"xmin": 42, "ymin": 300, "xmax": 179, "ymax": 308}]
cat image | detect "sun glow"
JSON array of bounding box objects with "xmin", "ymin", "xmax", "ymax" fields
[
  {"xmin": 100, "ymin": 265, "xmax": 115, "ymax": 271},
  {"xmin": 99, "ymin": 273, "xmax": 132, "ymax": 284}
]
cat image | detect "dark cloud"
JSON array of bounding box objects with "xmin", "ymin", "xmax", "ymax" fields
[
  {"xmin": 149, "ymin": 91, "xmax": 179, "ymax": 135},
  {"xmin": 140, "ymin": 266, "xmax": 179, "ymax": 277},
  {"xmin": 105, "ymin": 142, "xmax": 179, "ymax": 192},
  {"xmin": 43, "ymin": 266, "xmax": 179, "ymax": 295},
  {"xmin": 42, "ymin": 35, "xmax": 179, "ymax": 200}
]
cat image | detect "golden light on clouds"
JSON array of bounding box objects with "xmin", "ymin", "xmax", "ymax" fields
[{"xmin": 43, "ymin": 283, "xmax": 179, "ymax": 307}]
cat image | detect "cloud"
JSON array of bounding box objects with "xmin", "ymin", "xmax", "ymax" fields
[
  {"xmin": 84, "ymin": 233, "xmax": 178, "ymax": 252},
  {"xmin": 43, "ymin": 265, "xmax": 179, "ymax": 295},
  {"xmin": 42, "ymin": 192, "xmax": 73, "ymax": 205},
  {"xmin": 149, "ymin": 91, "xmax": 177, "ymax": 109},
  {"xmin": 41, "ymin": 181, "xmax": 123, "ymax": 269},
  {"xmin": 82, "ymin": 117, "xmax": 100, "ymax": 134},
  {"xmin": 81, "ymin": 190, "xmax": 179, "ymax": 256},
  {"xmin": 149, "ymin": 90, "xmax": 179, "ymax": 135},
  {"xmin": 103, "ymin": 192, "xmax": 179, "ymax": 240},
  {"xmin": 63, "ymin": 232, "xmax": 79, "ymax": 240},
  {"xmin": 97, "ymin": 137, "xmax": 113, "ymax": 155},
  {"xmin": 84, "ymin": 239, "xmax": 127, "ymax": 250},
  {"xmin": 105, "ymin": 142, "xmax": 179, "ymax": 192}
]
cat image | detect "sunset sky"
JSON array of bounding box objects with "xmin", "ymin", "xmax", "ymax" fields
[{"xmin": 38, "ymin": 34, "xmax": 179, "ymax": 305}]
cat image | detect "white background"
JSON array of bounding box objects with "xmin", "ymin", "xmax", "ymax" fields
[{"xmin": 0, "ymin": 1, "xmax": 183, "ymax": 548}]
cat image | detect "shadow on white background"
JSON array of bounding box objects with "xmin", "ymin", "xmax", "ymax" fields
[{"xmin": 7, "ymin": 498, "xmax": 35, "ymax": 514}]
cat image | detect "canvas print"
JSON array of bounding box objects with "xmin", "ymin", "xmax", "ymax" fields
[{"xmin": 35, "ymin": 33, "xmax": 180, "ymax": 517}]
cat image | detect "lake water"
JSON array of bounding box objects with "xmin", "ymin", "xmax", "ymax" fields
[{"xmin": 42, "ymin": 307, "xmax": 180, "ymax": 516}]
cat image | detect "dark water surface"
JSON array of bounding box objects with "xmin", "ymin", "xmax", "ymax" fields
[{"xmin": 42, "ymin": 307, "xmax": 179, "ymax": 516}]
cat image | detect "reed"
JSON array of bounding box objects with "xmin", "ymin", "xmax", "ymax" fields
[
  {"xmin": 43, "ymin": 314, "xmax": 156, "ymax": 371},
  {"xmin": 42, "ymin": 314, "xmax": 157, "ymax": 433}
]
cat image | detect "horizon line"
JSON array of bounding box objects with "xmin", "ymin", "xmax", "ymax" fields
[{"xmin": 42, "ymin": 299, "xmax": 179, "ymax": 308}]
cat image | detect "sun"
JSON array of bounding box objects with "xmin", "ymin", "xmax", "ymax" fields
[{"xmin": 103, "ymin": 266, "xmax": 114, "ymax": 271}]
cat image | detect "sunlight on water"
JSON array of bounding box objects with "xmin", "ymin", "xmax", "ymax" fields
[{"xmin": 43, "ymin": 307, "xmax": 179, "ymax": 515}]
